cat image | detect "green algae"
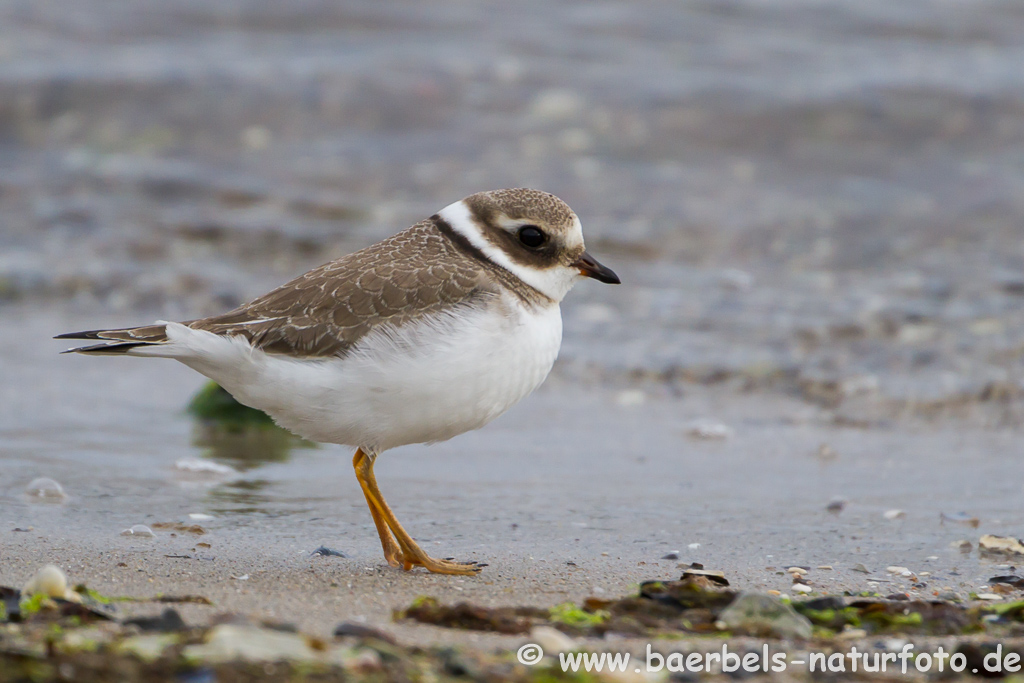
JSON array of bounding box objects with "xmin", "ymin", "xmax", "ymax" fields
[
  {"xmin": 187, "ymin": 381, "xmax": 276, "ymax": 428},
  {"xmin": 548, "ymin": 603, "xmax": 608, "ymax": 629}
]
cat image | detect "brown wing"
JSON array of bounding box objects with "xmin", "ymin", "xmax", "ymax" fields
[
  {"xmin": 188, "ymin": 219, "xmax": 490, "ymax": 357},
  {"xmin": 57, "ymin": 219, "xmax": 495, "ymax": 357}
]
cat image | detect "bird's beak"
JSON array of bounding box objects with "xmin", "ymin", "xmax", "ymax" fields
[{"xmin": 572, "ymin": 251, "xmax": 620, "ymax": 284}]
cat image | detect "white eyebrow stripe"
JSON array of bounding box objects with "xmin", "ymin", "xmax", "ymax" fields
[{"xmin": 437, "ymin": 199, "xmax": 569, "ymax": 301}]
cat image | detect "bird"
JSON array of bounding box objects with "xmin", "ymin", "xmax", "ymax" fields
[{"xmin": 56, "ymin": 188, "xmax": 620, "ymax": 575}]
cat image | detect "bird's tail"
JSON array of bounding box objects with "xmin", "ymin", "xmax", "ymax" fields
[{"xmin": 55, "ymin": 323, "xmax": 172, "ymax": 355}]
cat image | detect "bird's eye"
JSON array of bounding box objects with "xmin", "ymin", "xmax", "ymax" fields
[{"xmin": 517, "ymin": 225, "xmax": 546, "ymax": 248}]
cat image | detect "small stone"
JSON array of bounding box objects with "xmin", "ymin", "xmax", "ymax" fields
[
  {"xmin": 685, "ymin": 420, "xmax": 733, "ymax": 440},
  {"xmin": 183, "ymin": 625, "xmax": 319, "ymax": 663},
  {"xmin": 976, "ymin": 593, "xmax": 1003, "ymax": 601},
  {"xmin": 117, "ymin": 634, "xmax": 181, "ymax": 663},
  {"xmin": 529, "ymin": 625, "xmax": 575, "ymax": 654},
  {"xmin": 886, "ymin": 566, "xmax": 913, "ymax": 576},
  {"xmin": 529, "ymin": 89, "xmax": 585, "ymax": 122},
  {"xmin": 25, "ymin": 477, "xmax": 67, "ymax": 501},
  {"xmin": 792, "ymin": 583, "xmax": 812, "ymax": 594},
  {"xmin": 687, "ymin": 543, "xmax": 701, "ymax": 550},
  {"xmin": 22, "ymin": 564, "xmax": 79, "ymax": 601},
  {"xmin": 817, "ymin": 565, "xmax": 833, "ymax": 570},
  {"xmin": 680, "ymin": 567, "xmax": 729, "ymax": 586},
  {"xmin": 719, "ymin": 269, "xmax": 753, "ymax": 290},
  {"xmin": 786, "ymin": 567, "xmax": 808, "ymax": 576},
  {"xmin": 852, "ymin": 563, "xmax": 870, "ymax": 574},
  {"xmin": 838, "ymin": 627, "xmax": 868, "ymax": 640},
  {"xmin": 333, "ymin": 622, "xmax": 397, "ymax": 645},
  {"xmin": 124, "ymin": 609, "xmax": 186, "ymax": 633},
  {"xmin": 342, "ymin": 648, "xmax": 383, "ymax": 673},
  {"xmin": 979, "ymin": 534, "xmax": 1024, "ymax": 556},
  {"xmin": 121, "ymin": 524, "xmax": 156, "ymax": 538},
  {"xmin": 189, "ymin": 513, "xmax": 214, "ymax": 521},
  {"xmin": 718, "ymin": 592, "xmax": 813, "ymax": 639},
  {"xmin": 242, "ymin": 125, "xmax": 272, "ymax": 151},
  {"xmin": 940, "ymin": 511, "xmax": 980, "ymax": 528},
  {"xmin": 826, "ymin": 498, "xmax": 846, "ymax": 513},
  {"xmin": 661, "ymin": 552, "xmax": 679, "ymax": 560},
  {"xmin": 615, "ymin": 389, "xmax": 646, "ymax": 407},
  {"xmin": 815, "ymin": 444, "xmax": 838, "ymax": 461},
  {"xmin": 883, "ymin": 509, "xmax": 906, "ymax": 520},
  {"xmin": 175, "ymin": 459, "xmax": 236, "ymax": 475}
]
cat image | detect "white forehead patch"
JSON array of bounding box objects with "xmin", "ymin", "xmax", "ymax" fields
[{"xmin": 438, "ymin": 200, "xmax": 582, "ymax": 303}]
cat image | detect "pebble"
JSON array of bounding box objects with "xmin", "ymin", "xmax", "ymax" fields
[
  {"xmin": 614, "ymin": 389, "xmax": 646, "ymax": 407},
  {"xmin": 687, "ymin": 543, "xmax": 701, "ymax": 550},
  {"xmin": 826, "ymin": 498, "xmax": 846, "ymax": 513},
  {"xmin": 25, "ymin": 477, "xmax": 67, "ymax": 501},
  {"xmin": 852, "ymin": 563, "xmax": 870, "ymax": 573},
  {"xmin": 117, "ymin": 633, "xmax": 181, "ymax": 662},
  {"xmin": 175, "ymin": 458, "xmax": 236, "ymax": 475},
  {"xmin": 719, "ymin": 269, "xmax": 753, "ymax": 290},
  {"xmin": 341, "ymin": 648, "xmax": 384, "ymax": 674},
  {"xmin": 661, "ymin": 552, "xmax": 679, "ymax": 560},
  {"xmin": 883, "ymin": 509, "xmax": 906, "ymax": 520},
  {"xmin": 685, "ymin": 420, "xmax": 733, "ymax": 440},
  {"xmin": 838, "ymin": 627, "xmax": 868, "ymax": 640},
  {"xmin": 792, "ymin": 583, "xmax": 813, "ymax": 594},
  {"xmin": 940, "ymin": 511, "xmax": 980, "ymax": 528},
  {"xmin": 718, "ymin": 592, "xmax": 813, "ymax": 639},
  {"xmin": 787, "ymin": 567, "xmax": 808, "ymax": 576},
  {"xmin": 22, "ymin": 564, "xmax": 80, "ymax": 601},
  {"xmin": 182, "ymin": 624, "xmax": 319, "ymax": 663},
  {"xmin": 189, "ymin": 513, "xmax": 215, "ymax": 521},
  {"xmin": 529, "ymin": 625, "xmax": 576, "ymax": 654},
  {"xmin": 333, "ymin": 622, "xmax": 398, "ymax": 645},
  {"xmin": 979, "ymin": 534, "xmax": 1024, "ymax": 555},
  {"xmin": 121, "ymin": 524, "xmax": 156, "ymax": 538},
  {"xmin": 817, "ymin": 565, "xmax": 833, "ymax": 570},
  {"xmin": 886, "ymin": 566, "xmax": 913, "ymax": 576},
  {"xmin": 976, "ymin": 593, "xmax": 1002, "ymax": 601},
  {"xmin": 528, "ymin": 89, "xmax": 585, "ymax": 123},
  {"xmin": 815, "ymin": 444, "xmax": 838, "ymax": 461}
]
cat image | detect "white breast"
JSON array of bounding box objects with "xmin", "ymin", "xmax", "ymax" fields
[{"xmin": 168, "ymin": 296, "xmax": 562, "ymax": 452}]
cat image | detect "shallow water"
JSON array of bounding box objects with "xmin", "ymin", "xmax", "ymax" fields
[{"xmin": 1, "ymin": 1, "xmax": 1023, "ymax": 620}]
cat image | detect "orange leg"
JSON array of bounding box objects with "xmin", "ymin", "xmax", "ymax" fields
[
  {"xmin": 352, "ymin": 447, "xmax": 484, "ymax": 575},
  {"xmin": 352, "ymin": 449, "xmax": 403, "ymax": 568}
]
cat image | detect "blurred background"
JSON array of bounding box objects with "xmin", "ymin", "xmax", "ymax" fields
[
  {"xmin": 2, "ymin": 1, "xmax": 1023, "ymax": 579},
  {"xmin": 2, "ymin": 0, "xmax": 1023, "ymax": 418}
]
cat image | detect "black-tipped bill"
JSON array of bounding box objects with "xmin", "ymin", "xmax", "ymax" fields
[{"xmin": 573, "ymin": 251, "xmax": 620, "ymax": 284}]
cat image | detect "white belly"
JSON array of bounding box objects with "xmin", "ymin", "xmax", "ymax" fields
[{"xmin": 172, "ymin": 297, "xmax": 562, "ymax": 452}]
